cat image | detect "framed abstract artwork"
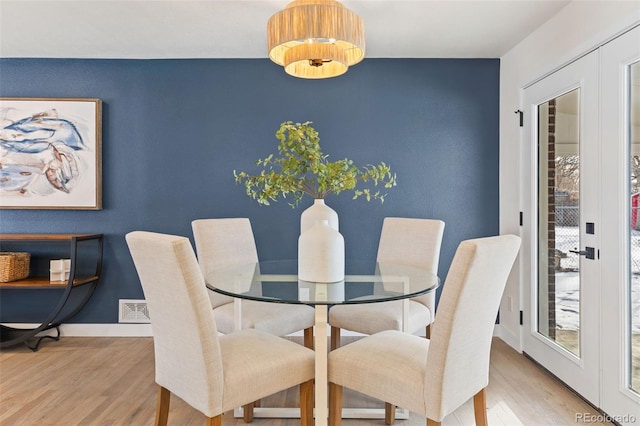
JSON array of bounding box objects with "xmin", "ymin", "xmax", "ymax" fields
[{"xmin": 0, "ymin": 98, "xmax": 102, "ymax": 210}]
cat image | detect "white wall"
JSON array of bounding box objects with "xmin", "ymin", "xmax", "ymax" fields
[{"xmin": 498, "ymin": 1, "xmax": 640, "ymax": 350}]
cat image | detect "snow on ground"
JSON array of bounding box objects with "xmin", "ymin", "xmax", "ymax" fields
[{"xmin": 555, "ymin": 227, "xmax": 640, "ymax": 332}]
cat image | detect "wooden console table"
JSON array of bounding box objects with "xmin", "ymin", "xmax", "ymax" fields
[{"xmin": 0, "ymin": 234, "xmax": 104, "ymax": 351}]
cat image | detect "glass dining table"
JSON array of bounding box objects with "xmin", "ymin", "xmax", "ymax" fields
[{"xmin": 205, "ymin": 259, "xmax": 439, "ymax": 426}]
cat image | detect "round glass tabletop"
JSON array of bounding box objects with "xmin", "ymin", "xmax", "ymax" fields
[{"xmin": 204, "ymin": 259, "xmax": 439, "ymax": 305}]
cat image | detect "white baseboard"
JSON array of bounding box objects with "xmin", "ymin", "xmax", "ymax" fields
[
  {"xmin": 2, "ymin": 323, "xmax": 153, "ymax": 337},
  {"xmin": 493, "ymin": 324, "xmax": 523, "ymax": 352},
  {"xmin": 63, "ymin": 323, "xmax": 154, "ymax": 337}
]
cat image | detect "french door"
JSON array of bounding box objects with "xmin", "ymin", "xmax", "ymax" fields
[
  {"xmin": 600, "ymin": 26, "xmax": 640, "ymax": 422},
  {"xmin": 522, "ymin": 50, "xmax": 600, "ymax": 405},
  {"xmin": 523, "ymin": 26, "xmax": 640, "ymax": 423}
]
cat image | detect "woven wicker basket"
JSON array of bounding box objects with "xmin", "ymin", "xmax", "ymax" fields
[{"xmin": 0, "ymin": 252, "xmax": 30, "ymax": 282}]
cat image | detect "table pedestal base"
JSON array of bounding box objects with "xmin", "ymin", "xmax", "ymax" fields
[{"xmin": 233, "ymin": 302, "xmax": 409, "ymax": 425}]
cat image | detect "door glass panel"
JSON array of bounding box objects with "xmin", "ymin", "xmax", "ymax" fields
[
  {"xmin": 629, "ymin": 60, "xmax": 640, "ymax": 393},
  {"xmin": 538, "ymin": 89, "xmax": 580, "ymax": 356}
]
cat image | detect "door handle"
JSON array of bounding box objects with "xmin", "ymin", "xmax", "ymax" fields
[{"xmin": 569, "ymin": 247, "xmax": 595, "ymax": 260}]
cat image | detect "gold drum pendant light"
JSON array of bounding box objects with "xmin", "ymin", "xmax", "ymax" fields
[{"xmin": 267, "ymin": 0, "xmax": 365, "ymax": 79}]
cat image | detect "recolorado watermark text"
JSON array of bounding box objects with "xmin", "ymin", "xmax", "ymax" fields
[{"xmin": 576, "ymin": 412, "xmax": 637, "ymax": 423}]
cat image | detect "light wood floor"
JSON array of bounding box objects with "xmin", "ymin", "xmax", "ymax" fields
[{"xmin": 0, "ymin": 336, "xmax": 610, "ymax": 425}]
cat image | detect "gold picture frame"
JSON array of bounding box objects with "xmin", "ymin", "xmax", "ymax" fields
[{"xmin": 0, "ymin": 97, "xmax": 102, "ymax": 210}]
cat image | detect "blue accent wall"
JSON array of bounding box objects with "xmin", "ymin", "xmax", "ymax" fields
[{"xmin": 0, "ymin": 58, "xmax": 499, "ymax": 323}]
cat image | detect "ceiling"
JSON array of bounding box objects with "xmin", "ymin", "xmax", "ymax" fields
[{"xmin": 0, "ymin": 0, "xmax": 571, "ymax": 59}]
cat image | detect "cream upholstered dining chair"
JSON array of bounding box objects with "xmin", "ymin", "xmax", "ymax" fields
[
  {"xmin": 192, "ymin": 218, "xmax": 315, "ymax": 348},
  {"xmin": 328, "ymin": 234, "xmax": 521, "ymax": 426},
  {"xmin": 126, "ymin": 231, "xmax": 315, "ymax": 426},
  {"xmin": 329, "ymin": 217, "xmax": 445, "ymax": 349}
]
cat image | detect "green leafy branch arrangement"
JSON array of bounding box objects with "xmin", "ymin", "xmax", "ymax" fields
[{"xmin": 233, "ymin": 121, "xmax": 396, "ymax": 207}]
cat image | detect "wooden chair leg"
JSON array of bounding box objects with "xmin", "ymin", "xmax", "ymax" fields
[
  {"xmin": 425, "ymin": 324, "xmax": 431, "ymax": 339},
  {"xmin": 304, "ymin": 327, "xmax": 314, "ymax": 349},
  {"xmin": 243, "ymin": 403, "xmax": 254, "ymax": 423},
  {"xmin": 385, "ymin": 403, "xmax": 396, "ymax": 425},
  {"xmin": 155, "ymin": 385, "xmax": 170, "ymax": 426},
  {"xmin": 426, "ymin": 419, "xmax": 441, "ymax": 426},
  {"xmin": 300, "ymin": 379, "xmax": 314, "ymax": 426},
  {"xmin": 473, "ymin": 388, "xmax": 488, "ymax": 426},
  {"xmin": 206, "ymin": 415, "xmax": 222, "ymax": 426},
  {"xmin": 330, "ymin": 326, "xmax": 341, "ymax": 350},
  {"xmin": 329, "ymin": 382, "xmax": 343, "ymax": 426}
]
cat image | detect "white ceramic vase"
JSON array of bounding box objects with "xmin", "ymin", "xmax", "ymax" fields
[
  {"xmin": 300, "ymin": 199, "xmax": 339, "ymax": 233},
  {"xmin": 298, "ymin": 219, "xmax": 345, "ymax": 283}
]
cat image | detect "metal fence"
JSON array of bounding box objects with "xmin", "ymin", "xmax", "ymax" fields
[
  {"xmin": 555, "ymin": 206, "xmax": 640, "ymax": 274},
  {"xmin": 555, "ymin": 206, "xmax": 579, "ymax": 227}
]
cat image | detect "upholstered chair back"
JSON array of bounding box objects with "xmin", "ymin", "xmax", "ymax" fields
[
  {"xmin": 376, "ymin": 217, "xmax": 444, "ymax": 269},
  {"xmin": 126, "ymin": 231, "xmax": 224, "ymax": 417},
  {"xmin": 425, "ymin": 234, "xmax": 520, "ymax": 421},
  {"xmin": 377, "ymin": 217, "xmax": 445, "ymax": 307},
  {"xmin": 192, "ymin": 218, "xmax": 259, "ymax": 308}
]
